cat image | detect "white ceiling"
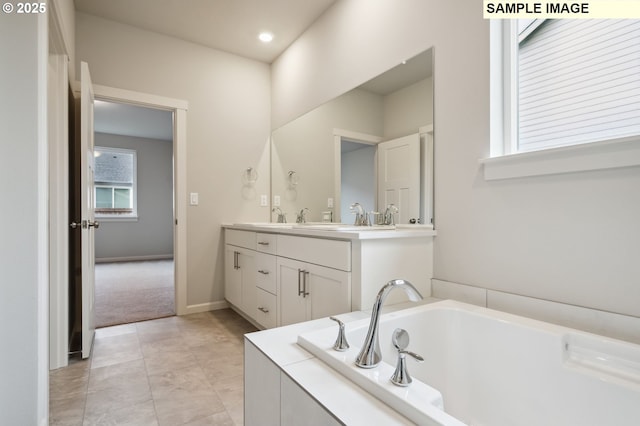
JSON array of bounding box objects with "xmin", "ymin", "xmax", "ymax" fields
[
  {"xmin": 82, "ymin": 0, "xmax": 338, "ymax": 141},
  {"xmin": 84, "ymin": 1, "xmax": 432, "ymax": 142},
  {"xmin": 74, "ymin": 0, "xmax": 338, "ymax": 64}
]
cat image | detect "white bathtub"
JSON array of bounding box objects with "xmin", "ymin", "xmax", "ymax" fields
[{"xmin": 297, "ymin": 300, "xmax": 640, "ymax": 425}]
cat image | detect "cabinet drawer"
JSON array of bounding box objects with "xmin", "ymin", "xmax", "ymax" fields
[
  {"xmin": 277, "ymin": 235, "xmax": 351, "ymax": 271},
  {"xmin": 255, "ymin": 252, "xmax": 276, "ymax": 294},
  {"xmin": 226, "ymin": 229, "xmax": 256, "ymax": 250},
  {"xmin": 256, "ymin": 233, "xmax": 277, "ymax": 254},
  {"xmin": 255, "ymin": 288, "xmax": 277, "ymax": 329}
]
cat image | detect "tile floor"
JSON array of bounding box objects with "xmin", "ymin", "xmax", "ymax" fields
[{"xmin": 50, "ymin": 309, "xmax": 258, "ymax": 426}]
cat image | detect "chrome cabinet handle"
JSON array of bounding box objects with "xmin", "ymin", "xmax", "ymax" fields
[
  {"xmin": 258, "ymin": 270, "xmax": 269, "ymax": 275},
  {"xmin": 234, "ymin": 251, "xmax": 240, "ymax": 270},
  {"xmin": 298, "ymin": 269, "xmax": 304, "ymax": 296},
  {"xmin": 258, "ymin": 307, "xmax": 269, "ymax": 313},
  {"xmin": 257, "ymin": 241, "xmax": 269, "ymax": 246},
  {"xmin": 297, "ymin": 269, "xmax": 310, "ymax": 297},
  {"xmin": 303, "ymin": 270, "xmax": 310, "ymax": 298}
]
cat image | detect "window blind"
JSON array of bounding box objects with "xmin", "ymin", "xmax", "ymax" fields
[{"xmin": 518, "ymin": 19, "xmax": 640, "ymax": 152}]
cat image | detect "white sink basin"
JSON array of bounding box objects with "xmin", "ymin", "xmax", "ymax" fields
[
  {"xmin": 233, "ymin": 222, "xmax": 293, "ymax": 228},
  {"xmin": 395, "ymin": 224, "xmax": 434, "ymax": 230},
  {"xmin": 295, "ymin": 223, "xmax": 395, "ymax": 231}
]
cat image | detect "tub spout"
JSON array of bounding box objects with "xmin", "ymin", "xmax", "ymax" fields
[{"xmin": 355, "ymin": 279, "xmax": 423, "ymax": 369}]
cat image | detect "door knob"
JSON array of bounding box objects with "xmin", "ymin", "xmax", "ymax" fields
[{"xmin": 77, "ymin": 220, "xmax": 100, "ymax": 229}]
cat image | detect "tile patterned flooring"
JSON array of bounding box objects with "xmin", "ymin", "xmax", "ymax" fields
[{"xmin": 50, "ymin": 309, "xmax": 258, "ymax": 426}]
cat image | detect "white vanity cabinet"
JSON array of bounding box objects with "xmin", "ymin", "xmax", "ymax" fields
[{"xmin": 225, "ymin": 224, "xmax": 434, "ymax": 329}]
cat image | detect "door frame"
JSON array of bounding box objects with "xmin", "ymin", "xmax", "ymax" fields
[
  {"xmin": 332, "ymin": 128, "xmax": 382, "ymax": 222},
  {"xmin": 48, "ymin": 0, "xmax": 70, "ymax": 370},
  {"xmin": 49, "ymin": 82, "xmax": 189, "ymax": 367},
  {"xmin": 92, "ymin": 84, "xmax": 189, "ymax": 316}
]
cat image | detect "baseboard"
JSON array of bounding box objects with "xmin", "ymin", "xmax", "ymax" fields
[
  {"xmin": 95, "ymin": 254, "xmax": 174, "ymax": 263},
  {"xmin": 183, "ymin": 300, "xmax": 229, "ymax": 315}
]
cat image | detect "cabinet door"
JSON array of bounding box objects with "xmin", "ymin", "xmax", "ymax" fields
[
  {"xmin": 306, "ymin": 263, "xmax": 351, "ymax": 320},
  {"xmin": 225, "ymin": 245, "xmax": 256, "ymax": 318},
  {"xmin": 239, "ymin": 248, "xmax": 256, "ymax": 319},
  {"xmin": 277, "ymin": 257, "xmax": 308, "ymax": 326},
  {"xmin": 225, "ymin": 244, "xmax": 242, "ymax": 307}
]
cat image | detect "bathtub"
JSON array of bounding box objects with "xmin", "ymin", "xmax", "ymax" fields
[{"xmin": 297, "ymin": 300, "xmax": 640, "ymax": 425}]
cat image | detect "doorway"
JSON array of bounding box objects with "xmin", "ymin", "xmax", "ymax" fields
[
  {"xmin": 340, "ymin": 139, "xmax": 377, "ymax": 223},
  {"xmin": 93, "ymin": 100, "xmax": 175, "ymax": 328},
  {"xmin": 50, "ymin": 81, "xmax": 188, "ymax": 368}
]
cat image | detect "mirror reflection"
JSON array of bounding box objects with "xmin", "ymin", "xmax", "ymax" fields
[{"xmin": 271, "ymin": 48, "xmax": 434, "ymax": 226}]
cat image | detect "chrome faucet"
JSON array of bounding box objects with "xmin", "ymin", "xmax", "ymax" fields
[
  {"xmin": 383, "ymin": 204, "xmax": 399, "ymax": 225},
  {"xmin": 272, "ymin": 207, "xmax": 287, "ymax": 223},
  {"xmin": 355, "ymin": 279, "xmax": 423, "ymax": 369},
  {"xmin": 350, "ymin": 202, "xmax": 369, "ymax": 226},
  {"xmin": 296, "ymin": 207, "xmax": 309, "ymax": 224}
]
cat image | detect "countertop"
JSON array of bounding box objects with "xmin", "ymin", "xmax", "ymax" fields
[{"xmin": 223, "ymin": 222, "xmax": 436, "ymax": 240}]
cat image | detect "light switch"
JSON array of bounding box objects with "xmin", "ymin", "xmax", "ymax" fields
[
  {"xmin": 190, "ymin": 192, "xmax": 199, "ymax": 206},
  {"xmin": 260, "ymin": 195, "xmax": 268, "ymax": 206},
  {"xmin": 328, "ymin": 197, "xmax": 334, "ymax": 208},
  {"xmin": 274, "ymin": 195, "xmax": 281, "ymax": 206}
]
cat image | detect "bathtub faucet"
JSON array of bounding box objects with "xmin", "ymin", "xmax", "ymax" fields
[{"xmin": 355, "ymin": 279, "xmax": 423, "ymax": 369}]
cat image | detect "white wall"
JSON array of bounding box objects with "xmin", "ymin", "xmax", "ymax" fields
[
  {"xmin": 383, "ymin": 77, "xmax": 433, "ymax": 140},
  {"xmin": 0, "ymin": 12, "xmax": 48, "ymax": 426},
  {"xmin": 272, "ymin": 0, "xmax": 640, "ymax": 327},
  {"xmin": 94, "ymin": 133, "xmax": 174, "ymax": 261},
  {"xmin": 76, "ymin": 12, "xmax": 271, "ymax": 306}
]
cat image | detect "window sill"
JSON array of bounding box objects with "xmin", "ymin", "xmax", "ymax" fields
[
  {"xmin": 95, "ymin": 214, "xmax": 139, "ymax": 223},
  {"xmin": 480, "ymin": 137, "xmax": 640, "ymax": 181}
]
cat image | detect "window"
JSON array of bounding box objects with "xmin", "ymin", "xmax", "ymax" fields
[
  {"xmin": 94, "ymin": 146, "xmax": 137, "ymax": 217},
  {"xmin": 517, "ymin": 19, "xmax": 640, "ymax": 153},
  {"xmin": 485, "ymin": 19, "xmax": 640, "ymax": 179}
]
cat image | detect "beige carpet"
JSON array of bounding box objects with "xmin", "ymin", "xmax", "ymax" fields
[{"xmin": 95, "ymin": 259, "xmax": 175, "ymax": 328}]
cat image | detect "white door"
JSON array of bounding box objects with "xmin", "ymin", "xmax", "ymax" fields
[
  {"xmin": 80, "ymin": 62, "xmax": 97, "ymax": 359},
  {"xmin": 377, "ymin": 133, "xmax": 420, "ymax": 224}
]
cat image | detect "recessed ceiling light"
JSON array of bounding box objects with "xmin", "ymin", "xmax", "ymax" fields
[{"xmin": 258, "ymin": 32, "xmax": 273, "ymax": 43}]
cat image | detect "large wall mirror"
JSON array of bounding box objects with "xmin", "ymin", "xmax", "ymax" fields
[{"xmin": 271, "ymin": 48, "xmax": 434, "ymax": 227}]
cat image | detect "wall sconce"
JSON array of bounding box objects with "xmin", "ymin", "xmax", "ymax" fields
[
  {"xmin": 287, "ymin": 170, "xmax": 299, "ymax": 189},
  {"xmin": 242, "ymin": 167, "xmax": 258, "ymax": 187}
]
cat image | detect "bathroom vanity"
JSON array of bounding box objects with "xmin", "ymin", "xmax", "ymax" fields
[{"xmin": 223, "ymin": 223, "xmax": 435, "ymax": 329}]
